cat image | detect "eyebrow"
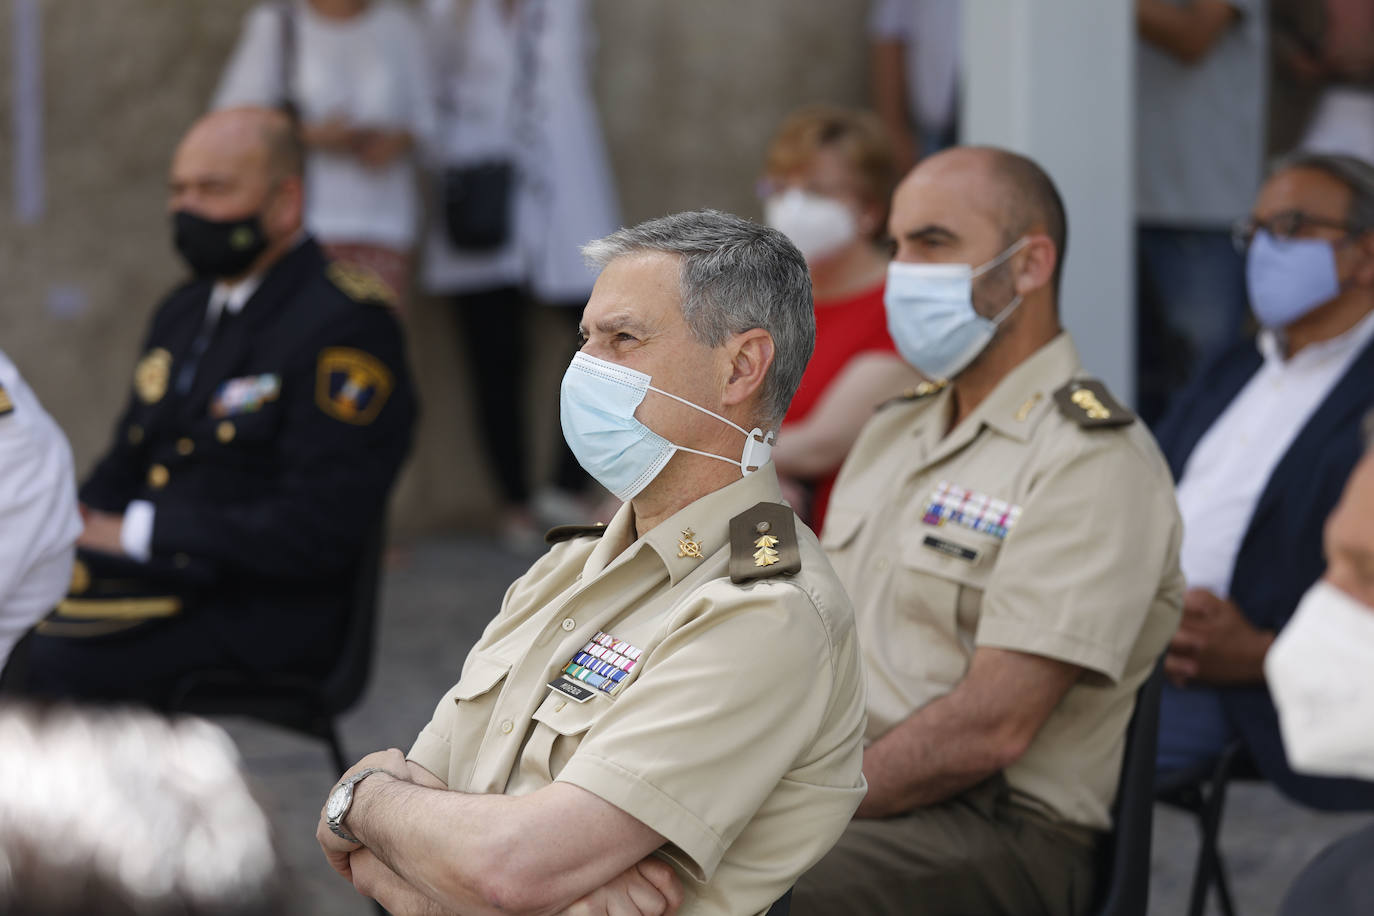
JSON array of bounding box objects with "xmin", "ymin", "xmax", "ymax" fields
[
  {"xmin": 902, "ymin": 224, "xmax": 960, "ymax": 244},
  {"xmin": 581, "ymin": 314, "xmax": 654, "ymax": 338}
]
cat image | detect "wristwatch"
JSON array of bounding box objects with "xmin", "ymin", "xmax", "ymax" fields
[{"xmin": 325, "ymin": 767, "xmax": 387, "ymax": 844}]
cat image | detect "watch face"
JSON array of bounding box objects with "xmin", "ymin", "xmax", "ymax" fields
[{"xmin": 326, "ymin": 783, "xmax": 351, "ymax": 820}]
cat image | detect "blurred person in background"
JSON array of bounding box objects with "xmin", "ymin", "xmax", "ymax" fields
[
  {"xmin": 0, "ymin": 350, "xmax": 80, "ymax": 677},
  {"xmin": 1152, "ymin": 152, "xmax": 1374, "ymax": 811},
  {"xmin": 421, "ymin": 0, "xmax": 620, "ymax": 551},
  {"xmin": 12, "ymin": 108, "xmax": 416, "ymax": 706},
  {"xmin": 762, "ymin": 105, "xmax": 920, "ymax": 530},
  {"xmin": 1136, "ymin": 0, "xmax": 1269, "ymax": 424},
  {"xmin": 0, "ymin": 705, "xmax": 281, "ymax": 915},
  {"xmin": 214, "ymin": 0, "xmax": 435, "ymax": 307},
  {"xmin": 868, "ymin": 0, "xmax": 961, "ymax": 173},
  {"xmin": 1268, "ymin": 415, "xmax": 1374, "ymax": 915},
  {"xmin": 1270, "ymin": 0, "xmax": 1374, "ymax": 161}
]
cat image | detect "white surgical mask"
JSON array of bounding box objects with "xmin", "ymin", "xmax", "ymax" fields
[
  {"xmin": 884, "ymin": 238, "xmax": 1029, "ymax": 381},
  {"xmin": 764, "ymin": 188, "xmax": 858, "ymax": 263},
  {"xmin": 1265, "ymin": 580, "xmax": 1374, "ymax": 781},
  {"xmin": 559, "ymin": 351, "xmax": 775, "ymax": 501}
]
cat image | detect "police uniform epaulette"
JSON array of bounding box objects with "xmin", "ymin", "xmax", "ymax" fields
[
  {"xmin": 877, "ymin": 379, "xmax": 946, "ymax": 411},
  {"xmin": 0, "ymin": 382, "xmax": 13, "ymax": 417},
  {"xmin": 728, "ymin": 501, "xmax": 802, "ymax": 584},
  {"xmin": 544, "ymin": 522, "xmax": 608, "ymax": 545},
  {"xmin": 327, "ymin": 261, "xmax": 397, "ymax": 309},
  {"xmin": 1052, "ymin": 378, "xmax": 1136, "ymax": 429}
]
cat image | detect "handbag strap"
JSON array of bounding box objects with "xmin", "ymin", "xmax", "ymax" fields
[{"xmin": 276, "ymin": 1, "xmax": 298, "ymax": 119}]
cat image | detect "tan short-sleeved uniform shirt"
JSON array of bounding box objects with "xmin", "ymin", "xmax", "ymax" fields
[
  {"xmin": 409, "ymin": 465, "xmax": 867, "ymax": 916},
  {"xmin": 823, "ymin": 333, "xmax": 1184, "ymax": 831}
]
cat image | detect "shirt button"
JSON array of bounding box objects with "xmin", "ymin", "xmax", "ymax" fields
[
  {"xmin": 561, "ymin": 618, "xmax": 576, "ymax": 631},
  {"xmin": 147, "ymin": 464, "xmax": 169, "ymax": 489},
  {"xmin": 500, "ymin": 719, "xmax": 514, "ymax": 734},
  {"xmin": 216, "ymin": 421, "xmax": 236, "ymax": 444},
  {"xmin": 176, "ymin": 437, "xmax": 195, "ymax": 456},
  {"xmin": 127, "ymin": 424, "xmax": 144, "ymax": 445}
]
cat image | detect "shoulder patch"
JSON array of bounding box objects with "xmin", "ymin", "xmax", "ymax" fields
[
  {"xmin": 1052, "ymin": 378, "xmax": 1136, "ymax": 429},
  {"xmin": 877, "ymin": 379, "xmax": 946, "ymax": 412},
  {"xmin": 0, "ymin": 382, "xmax": 13, "ymax": 417},
  {"xmin": 729, "ymin": 501, "xmax": 802, "ymax": 584},
  {"xmin": 327, "ymin": 260, "xmax": 397, "ymax": 309},
  {"xmin": 545, "ymin": 522, "xmax": 608, "ymax": 545},
  {"xmin": 315, "ymin": 347, "xmax": 394, "ymax": 425},
  {"xmin": 134, "ymin": 348, "xmax": 173, "ymax": 405}
]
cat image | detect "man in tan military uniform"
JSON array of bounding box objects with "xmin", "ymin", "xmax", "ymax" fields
[
  {"xmin": 315, "ymin": 211, "xmax": 867, "ymax": 916},
  {"xmin": 793, "ymin": 149, "xmax": 1184, "ymax": 916}
]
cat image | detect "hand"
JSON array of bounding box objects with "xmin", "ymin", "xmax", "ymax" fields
[
  {"xmin": 557, "ymin": 857, "xmax": 684, "ymax": 916},
  {"xmin": 302, "ymin": 116, "xmax": 362, "ymax": 153},
  {"xmin": 355, "ymin": 129, "xmax": 412, "ymax": 169},
  {"xmin": 1165, "ymin": 588, "xmax": 1274, "ymax": 687},
  {"xmin": 76, "ymin": 510, "xmax": 125, "ymax": 556},
  {"xmin": 316, "ymin": 748, "xmax": 410, "ymax": 881}
]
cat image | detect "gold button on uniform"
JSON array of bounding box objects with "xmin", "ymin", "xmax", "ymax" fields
[
  {"xmin": 176, "ymin": 437, "xmax": 195, "ymax": 456},
  {"xmin": 147, "ymin": 464, "xmax": 169, "ymax": 489},
  {"xmin": 216, "ymin": 421, "xmax": 236, "ymax": 443},
  {"xmin": 499, "ymin": 720, "xmax": 514, "ymax": 735},
  {"xmin": 127, "ymin": 424, "xmax": 144, "ymax": 445},
  {"xmin": 561, "ymin": 618, "xmax": 576, "ymax": 632}
]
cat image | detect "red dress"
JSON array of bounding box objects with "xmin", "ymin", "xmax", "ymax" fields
[{"xmin": 783, "ymin": 281, "xmax": 897, "ymax": 531}]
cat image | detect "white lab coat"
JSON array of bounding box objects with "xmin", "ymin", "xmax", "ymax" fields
[
  {"xmin": 420, "ymin": 0, "xmax": 620, "ymax": 303},
  {"xmin": 0, "ymin": 350, "xmax": 81, "ymax": 670}
]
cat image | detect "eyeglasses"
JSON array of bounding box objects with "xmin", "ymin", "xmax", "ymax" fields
[{"xmin": 1231, "ymin": 210, "xmax": 1364, "ymax": 252}]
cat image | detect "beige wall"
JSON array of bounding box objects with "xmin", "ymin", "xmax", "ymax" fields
[{"xmin": 0, "ymin": 0, "xmax": 867, "ymax": 535}]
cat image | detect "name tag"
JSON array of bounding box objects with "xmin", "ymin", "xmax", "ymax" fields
[
  {"xmin": 548, "ymin": 677, "xmax": 594, "ymax": 703},
  {"xmin": 922, "ymin": 534, "xmax": 978, "ymax": 563}
]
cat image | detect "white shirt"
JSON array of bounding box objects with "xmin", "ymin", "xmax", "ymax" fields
[
  {"xmin": 1176, "ymin": 310, "xmax": 1374, "ymax": 594},
  {"xmin": 213, "ymin": 1, "xmax": 436, "ymax": 250},
  {"xmin": 0, "ymin": 349, "xmax": 81, "ymax": 669},
  {"xmin": 867, "ymin": 0, "xmax": 960, "ymax": 135},
  {"xmin": 120, "ymin": 272, "xmax": 267, "ymax": 562}
]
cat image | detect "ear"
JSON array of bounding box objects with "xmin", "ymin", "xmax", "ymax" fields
[
  {"xmin": 720, "ymin": 328, "xmax": 775, "ymax": 413},
  {"xmin": 266, "ymin": 175, "xmax": 305, "ymax": 236},
  {"xmin": 1013, "ymin": 234, "xmax": 1058, "ymax": 298}
]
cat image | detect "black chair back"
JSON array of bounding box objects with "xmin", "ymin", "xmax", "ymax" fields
[
  {"xmin": 318, "ymin": 521, "xmax": 386, "ymax": 715},
  {"xmin": 1093, "ymin": 660, "xmax": 1165, "ymax": 916}
]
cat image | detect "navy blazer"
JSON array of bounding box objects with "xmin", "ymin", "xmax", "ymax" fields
[{"xmin": 1154, "ymin": 331, "xmax": 1374, "ymax": 810}]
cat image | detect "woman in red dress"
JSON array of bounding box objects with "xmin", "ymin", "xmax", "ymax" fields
[{"xmin": 763, "ymin": 106, "xmax": 921, "ymax": 530}]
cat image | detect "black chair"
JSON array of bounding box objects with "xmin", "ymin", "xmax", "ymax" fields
[
  {"xmin": 165, "ymin": 523, "xmax": 386, "ymax": 776},
  {"xmin": 1156, "ymin": 739, "xmax": 1259, "ymax": 916},
  {"xmin": 766, "ymin": 888, "xmax": 791, "ymax": 916},
  {"xmin": 1092, "ymin": 660, "xmax": 1165, "ymax": 916}
]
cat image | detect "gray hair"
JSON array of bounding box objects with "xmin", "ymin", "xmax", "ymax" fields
[
  {"xmin": 0, "ymin": 705, "xmax": 281, "ymax": 915},
  {"xmin": 582, "ymin": 209, "xmax": 815, "ymax": 427},
  {"xmin": 1270, "ymin": 151, "xmax": 1374, "ymax": 232}
]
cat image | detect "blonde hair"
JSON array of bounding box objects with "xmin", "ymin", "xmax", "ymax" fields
[{"xmin": 764, "ymin": 105, "xmax": 897, "ymax": 232}]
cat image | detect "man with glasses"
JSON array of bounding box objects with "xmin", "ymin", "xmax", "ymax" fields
[{"xmin": 1153, "ymin": 152, "xmax": 1374, "ymax": 810}]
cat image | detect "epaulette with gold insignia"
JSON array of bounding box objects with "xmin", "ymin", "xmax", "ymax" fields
[
  {"xmin": 0, "ymin": 382, "xmax": 13, "ymax": 417},
  {"xmin": 545, "ymin": 522, "xmax": 608, "ymax": 545},
  {"xmin": 729, "ymin": 502, "xmax": 801, "ymax": 584},
  {"xmin": 327, "ymin": 260, "xmax": 397, "ymax": 309},
  {"xmin": 877, "ymin": 379, "xmax": 946, "ymax": 411},
  {"xmin": 1052, "ymin": 378, "xmax": 1135, "ymax": 429}
]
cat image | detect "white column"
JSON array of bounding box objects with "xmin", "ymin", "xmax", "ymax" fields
[{"xmin": 961, "ymin": 0, "xmax": 1135, "ymax": 402}]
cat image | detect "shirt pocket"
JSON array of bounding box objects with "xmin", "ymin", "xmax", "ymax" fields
[
  {"xmin": 894, "ymin": 526, "xmax": 1004, "ymax": 681},
  {"xmin": 520, "ymin": 687, "xmax": 614, "ymax": 789},
  {"xmin": 443, "ymin": 654, "xmax": 512, "ymax": 789}
]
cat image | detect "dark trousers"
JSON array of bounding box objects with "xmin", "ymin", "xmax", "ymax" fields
[
  {"xmin": 453, "ymin": 286, "xmax": 587, "ymax": 506},
  {"xmin": 792, "ymin": 778, "xmax": 1099, "ymax": 916}
]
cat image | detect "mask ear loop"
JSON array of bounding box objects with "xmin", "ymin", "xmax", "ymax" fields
[{"xmin": 644, "ymin": 385, "xmax": 776, "ymax": 475}]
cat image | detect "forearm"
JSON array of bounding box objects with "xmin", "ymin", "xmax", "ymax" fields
[
  {"xmin": 870, "ymin": 40, "xmax": 910, "ymax": 133},
  {"xmin": 858, "ymin": 692, "xmax": 1011, "ymax": 817},
  {"xmin": 1138, "ymin": 0, "xmax": 1237, "ymax": 64},
  {"xmin": 353, "ymin": 852, "xmax": 461, "ymax": 916}
]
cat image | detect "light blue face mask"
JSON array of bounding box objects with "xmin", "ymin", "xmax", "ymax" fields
[
  {"xmin": 1246, "ymin": 229, "xmax": 1343, "ymax": 329},
  {"xmin": 559, "ymin": 351, "xmax": 776, "ymax": 501},
  {"xmin": 884, "ymin": 237, "xmax": 1028, "ymax": 381}
]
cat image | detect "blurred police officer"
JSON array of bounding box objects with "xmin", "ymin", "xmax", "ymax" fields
[
  {"xmin": 794, "ymin": 147, "xmax": 1184, "ymax": 915},
  {"xmin": 17, "ymin": 107, "xmax": 415, "ymax": 704}
]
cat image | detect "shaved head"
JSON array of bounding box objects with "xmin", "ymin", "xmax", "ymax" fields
[{"xmin": 178, "ymin": 107, "xmax": 303, "ymax": 183}]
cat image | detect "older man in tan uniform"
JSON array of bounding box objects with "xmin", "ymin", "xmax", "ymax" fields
[
  {"xmin": 315, "ymin": 210, "xmax": 867, "ymax": 916},
  {"xmin": 794, "ymin": 149, "xmax": 1184, "ymax": 916}
]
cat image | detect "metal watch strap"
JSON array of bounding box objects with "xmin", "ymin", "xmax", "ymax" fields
[{"xmin": 328, "ymin": 766, "xmax": 386, "ymax": 843}]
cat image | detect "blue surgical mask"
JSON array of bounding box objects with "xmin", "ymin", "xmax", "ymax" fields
[
  {"xmin": 884, "ymin": 238, "xmax": 1028, "ymax": 381},
  {"xmin": 1246, "ymin": 229, "xmax": 1342, "ymax": 329},
  {"xmin": 559, "ymin": 351, "xmax": 776, "ymax": 501}
]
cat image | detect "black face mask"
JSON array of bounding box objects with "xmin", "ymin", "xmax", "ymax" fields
[{"xmin": 172, "ymin": 209, "xmax": 270, "ymax": 278}]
